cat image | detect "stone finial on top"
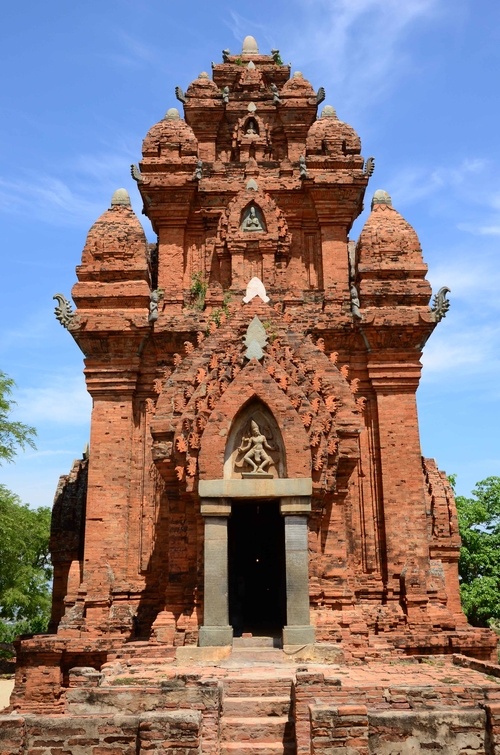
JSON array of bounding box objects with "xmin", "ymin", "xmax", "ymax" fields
[
  {"xmin": 198, "ymin": 71, "xmax": 210, "ymax": 79},
  {"xmin": 165, "ymin": 107, "xmax": 181, "ymax": 120},
  {"xmin": 371, "ymin": 189, "xmax": 392, "ymax": 209},
  {"xmin": 243, "ymin": 277, "xmax": 270, "ymax": 304},
  {"xmin": 111, "ymin": 189, "xmax": 131, "ymax": 207},
  {"xmin": 242, "ymin": 35, "xmax": 259, "ymax": 55},
  {"xmin": 321, "ymin": 105, "xmax": 337, "ymax": 118}
]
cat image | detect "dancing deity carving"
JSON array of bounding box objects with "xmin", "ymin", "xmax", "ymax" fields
[{"xmin": 235, "ymin": 419, "xmax": 275, "ymax": 474}]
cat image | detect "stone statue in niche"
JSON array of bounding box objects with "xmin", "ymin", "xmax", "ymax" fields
[
  {"xmin": 245, "ymin": 117, "xmax": 258, "ymax": 135},
  {"xmin": 235, "ymin": 420, "xmax": 276, "ymax": 475},
  {"xmin": 241, "ymin": 205, "xmax": 264, "ymax": 232}
]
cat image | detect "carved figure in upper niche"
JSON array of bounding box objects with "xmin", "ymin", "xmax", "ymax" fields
[
  {"xmin": 245, "ymin": 118, "xmax": 258, "ymax": 135},
  {"xmin": 236, "ymin": 420, "xmax": 275, "ymax": 474},
  {"xmin": 242, "ymin": 206, "xmax": 264, "ymax": 232}
]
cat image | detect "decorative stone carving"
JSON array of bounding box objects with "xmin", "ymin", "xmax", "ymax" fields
[
  {"xmin": 363, "ymin": 156, "xmax": 375, "ymax": 177},
  {"xmin": 350, "ymin": 283, "xmax": 362, "ymax": 320},
  {"xmin": 316, "ymin": 86, "xmax": 326, "ymax": 104},
  {"xmin": 222, "ymin": 86, "xmax": 230, "ymax": 104},
  {"xmin": 223, "ymin": 401, "xmax": 286, "ymax": 480},
  {"xmin": 431, "ymin": 286, "xmax": 451, "ymax": 322},
  {"xmin": 270, "ymin": 83, "xmax": 281, "ymax": 104},
  {"xmin": 194, "ymin": 159, "xmax": 203, "ymax": 180},
  {"xmin": 243, "ymin": 277, "xmax": 270, "ymax": 303},
  {"xmin": 235, "ymin": 419, "xmax": 276, "ymax": 476},
  {"xmin": 244, "ymin": 315, "xmax": 268, "ymax": 361},
  {"xmin": 245, "ymin": 117, "xmax": 258, "ymax": 135},
  {"xmin": 231, "ymin": 110, "xmax": 271, "ymax": 161},
  {"xmin": 299, "ymin": 155, "xmax": 308, "ymax": 179},
  {"xmin": 215, "ymin": 187, "xmax": 290, "ymax": 287},
  {"xmin": 53, "ymin": 294, "xmax": 74, "ymax": 329},
  {"xmin": 130, "ymin": 163, "xmax": 144, "ymax": 183},
  {"xmin": 175, "ymin": 86, "xmax": 186, "ymax": 104},
  {"xmin": 241, "ymin": 205, "xmax": 265, "ymax": 231},
  {"xmin": 148, "ymin": 290, "xmax": 159, "ymax": 322}
]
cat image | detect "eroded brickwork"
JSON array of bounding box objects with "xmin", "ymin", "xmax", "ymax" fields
[{"xmin": 9, "ymin": 33, "xmax": 498, "ymax": 753}]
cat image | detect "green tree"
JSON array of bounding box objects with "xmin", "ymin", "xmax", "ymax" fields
[
  {"xmin": 0, "ymin": 371, "xmax": 50, "ymax": 652},
  {"xmin": 0, "ymin": 486, "xmax": 52, "ymax": 646},
  {"xmin": 0, "ymin": 370, "xmax": 36, "ymax": 463},
  {"xmin": 455, "ymin": 476, "xmax": 500, "ymax": 627}
]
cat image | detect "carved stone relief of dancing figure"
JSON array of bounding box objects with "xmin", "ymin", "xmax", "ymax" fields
[{"xmin": 235, "ymin": 419, "xmax": 275, "ymax": 474}]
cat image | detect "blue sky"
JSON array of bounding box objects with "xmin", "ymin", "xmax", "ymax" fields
[{"xmin": 1, "ymin": 0, "xmax": 499, "ymax": 507}]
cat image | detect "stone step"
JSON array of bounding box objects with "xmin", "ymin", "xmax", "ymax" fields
[
  {"xmin": 221, "ymin": 743, "xmax": 296, "ymax": 755},
  {"xmin": 224, "ymin": 695, "xmax": 292, "ymax": 718},
  {"xmin": 223, "ymin": 676, "xmax": 294, "ymax": 697},
  {"xmin": 233, "ymin": 636, "xmax": 282, "ymax": 648},
  {"xmin": 112, "ymin": 644, "xmax": 176, "ymax": 660},
  {"xmin": 220, "ymin": 715, "xmax": 295, "ymax": 743},
  {"xmin": 226, "ymin": 648, "xmax": 289, "ymax": 665}
]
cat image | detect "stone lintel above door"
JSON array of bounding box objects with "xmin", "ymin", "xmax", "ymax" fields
[{"xmin": 198, "ymin": 477, "xmax": 312, "ymax": 499}]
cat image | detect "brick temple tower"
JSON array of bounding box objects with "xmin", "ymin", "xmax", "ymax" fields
[{"xmin": 10, "ymin": 36, "xmax": 497, "ymax": 718}]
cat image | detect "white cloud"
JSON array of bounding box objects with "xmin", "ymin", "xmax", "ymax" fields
[
  {"xmin": 0, "ymin": 143, "xmax": 141, "ymax": 228},
  {"xmin": 421, "ymin": 322, "xmax": 500, "ymax": 376},
  {"xmin": 22, "ymin": 449, "xmax": 77, "ymax": 459},
  {"xmin": 14, "ymin": 376, "xmax": 91, "ymax": 426},
  {"xmin": 226, "ymin": 0, "xmax": 447, "ymax": 114},
  {"xmin": 389, "ymin": 158, "xmax": 488, "ymax": 207},
  {"xmin": 103, "ymin": 31, "xmax": 168, "ymax": 71},
  {"xmin": 427, "ymin": 257, "xmax": 500, "ymax": 301},
  {"xmin": 0, "ymin": 175, "xmax": 105, "ymax": 227},
  {"xmin": 464, "ymin": 223, "xmax": 500, "ymax": 236}
]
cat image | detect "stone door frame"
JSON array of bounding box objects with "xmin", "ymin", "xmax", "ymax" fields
[{"xmin": 198, "ymin": 477, "xmax": 315, "ymax": 647}]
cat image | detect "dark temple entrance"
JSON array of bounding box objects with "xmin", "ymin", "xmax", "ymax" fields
[{"xmin": 228, "ymin": 501, "xmax": 286, "ymax": 636}]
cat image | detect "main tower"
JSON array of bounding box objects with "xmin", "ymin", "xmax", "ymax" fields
[{"xmin": 11, "ymin": 37, "xmax": 496, "ymax": 716}]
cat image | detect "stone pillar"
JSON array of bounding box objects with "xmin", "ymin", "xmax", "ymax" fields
[
  {"xmin": 198, "ymin": 499, "xmax": 233, "ymax": 647},
  {"xmin": 281, "ymin": 497, "xmax": 315, "ymax": 646}
]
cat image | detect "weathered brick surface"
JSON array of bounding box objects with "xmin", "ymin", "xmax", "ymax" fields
[
  {"xmin": 368, "ymin": 709, "xmax": 487, "ymax": 754},
  {"xmin": 13, "ymin": 35, "xmax": 497, "ymax": 751},
  {"xmin": 310, "ymin": 704, "xmax": 369, "ymax": 755},
  {"xmin": 0, "ymin": 715, "xmax": 24, "ymax": 755},
  {"xmin": 0, "ymin": 711, "xmax": 201, "ymax": 755}
]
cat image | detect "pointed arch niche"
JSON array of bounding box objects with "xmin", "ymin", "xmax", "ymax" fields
[
  {"xmin": 215, "ymin": 187, "xmax": 291, "ymax": 289},
  {"xmin": 223, "ymin": 399, "xmax": 286, "ymax": 480}
]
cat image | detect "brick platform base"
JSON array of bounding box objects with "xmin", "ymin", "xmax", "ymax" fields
[{"xmin": 3, "ymin": 650, "xmax": 500, "ymax": 754}]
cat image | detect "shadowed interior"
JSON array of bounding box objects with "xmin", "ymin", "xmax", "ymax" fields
[{"xmin": 228, "ymin": 501, "xmax": 286, "ymax": 636}]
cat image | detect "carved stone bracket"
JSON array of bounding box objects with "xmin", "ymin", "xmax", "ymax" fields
[{"xmin": 53, "ymin": 294, "xmax": 74, "ymax": 329}]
